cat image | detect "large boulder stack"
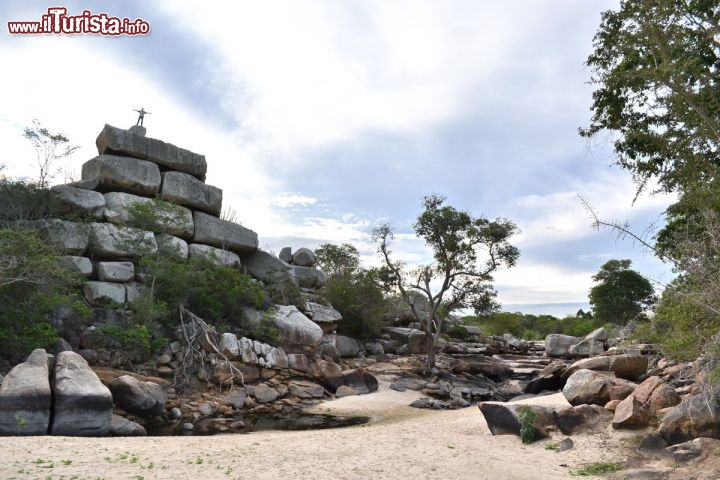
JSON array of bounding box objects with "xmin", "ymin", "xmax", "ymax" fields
[
  {"xmin": 0, "ymin": 349, "xmax": 114, "ymax": 436},
  {"xmin": 38, "ymin": 124, "xmax": 260, "ymax": 315}
]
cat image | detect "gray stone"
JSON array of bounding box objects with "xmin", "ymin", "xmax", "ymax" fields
[
  {"xmin": 103, "ymin": 192, "xmax": 194, "ymax": 238},
  {"xmin": 305, "ymin": 302, "xmax": 342, "ymax": 325},
  {"xmin": 562, "ymin": 369, "xmax": 617, "ymax": 406},
  {"xmin": 659, "ymin": 390, "xmax": 720, "ymax": 445},
  {"xmin": 553, "ymin": 404, "xmax": 613, "ymax": 435},
  {"xmin": 83, "ymin": 281, "xmax": 126, "ymax": 306},
  {"xmin": 266, "ymin": 305, "xmax": 323, "ymax": 352},
  {"xmin": 342, "ymin": 368, "xmax": 379, "ymax": 394},
  {"xmin": 568, "ymin": 338, "xmax": 605, "ymax": 358},
  {"xmin": 96, "ymin": 124, "xmax": 207, "ymax": 177},
  {"xmin": 50, "ymin": 351, "xmax": 113, "ymax": 436},
  {"xmin": 97, "ymin": 261, "xmax": 134, "ymax": 282},
  {"xmin": 108, "ymin": 375, "xmax": 168, "ymax": 417},
  {"xmin": 265, "ymin": 347, "xmax": 289, "ymax": 369},
  {"xmin": 479, "ymin": 402, "xmax": 556, "ymax": 440},
  {"xmin": 583, "ymin": 327, "xmax": 609, "ymax": 342},
  {"xmin": 318, "ymin": 342, "xmax": 341, "ymax": 362},
  {"xmin": 32, "ymin": 219, "xmax": 89, "ymax": 255},
  {"xmin": 50, "ymin": 184, "xmax": 105, "ymax": 218},
  {"xmin": 124, "ymin": 282, "xmax": 145, "ymax": 304},
  {"xmin": 293, "ymin": 265, "xmax": 318, "ymax": 288},
  {"xmin": 61, "ymin": 256, "xmax": 93, "ymax": 277},
  {"xmin": 110, "ymin": 414, "xmax": 147, "ymax": 436},
  {"xmin": 128, "ymin": 125, "xmax": 146, "ymax": 137},
  {"xmin": 336, "ymin": 335, "xmax": 361, "ymax": 358},
  {"xmin": 88, "ymin": 223, "xmax": 157, "ymax": 259},
  {"xmin": 287, "ymin": 353, "xmax": 309, "ymax": 372},
  {"xmin": 253, "ymin": 340, "xmax": 272, "ymax": 357},
  {"xmin": 81, "ymin": 154, "xmax": 161, "ymax": 196},
  {"xmin": 288, "ymin": 380, "xmax": 324, "ymax": 399},
  {"xmin": 188, "ymin": 244, "xmax": 241, "ymax": 268},
  {"xmin": 279, "ymin": 247, "xmax": 293, "ymax": 263},
  {"xmin": 310, "ymin": 359, "xmax": 344, "ymax": 392},
  {"xmin": 315, "ymin": 269, "xmax": 328, "ymax": 288},
  {"xmin": 238, "ymin": 337, "xmax": 259, "ymax": 364},
  {"xmin": 0, "ymin": 349, "xmax": 51, "ymax": 435},
  {"xmin": 240, "ymin": 250, "xmax": 294, "ymax": 283},
  {"xmin": 219, "ymin": 333, "xmax": 240, "ymax": 360},
  {"xmin": 665, "ymin": 437, "xmax": 720, "ymax": 464},
  {"xmin": 193, "ymin": 211, "xmax": 258, "ymax": 254},
  {"xmin": 253, "ymin": 384, "xmax": 279, "ymax": 403},
  {"xmin": 364, "ymin": 342, "xmax": 385, "ymax": 356},
  {"xmin": 563, "ymin": 354, "xmax": 649, "ymax": 381},
  {"xmin": 292, "ymin": 247, "xmax": 315, "ymax": 267},
  {"xmin": 156, "ymin": 234, "xmax": 189, "ymax": 260},
  {"xmin": 161, "ymin": 171, "xmax": 222, "ymax": 217},
  {"xmin": 545, "ymin": 334, "xmax": 580, "ymax": 358}
]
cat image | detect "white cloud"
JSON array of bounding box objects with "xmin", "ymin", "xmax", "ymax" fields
[
  {"xmin": 505, "ymin": 171, "xmax": 676, "ymax": 248},
  {"xmin": 495, "ymin": 261, "xmax": 595, "ymax": 305},
  {"xmin": 154, "ymin": 1, "xmax": 586, "ymax": 167}
]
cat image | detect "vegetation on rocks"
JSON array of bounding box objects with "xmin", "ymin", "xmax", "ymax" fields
[
  {"xmin": 314, "ymin": 243, "xmax": 386, "ymax": 339},
  {"xmin": 0, "ymin": 227, "xmax": 89, "ymax": 361},
  {"xmin": 583, "ymin": 0, "xmax": 720, "ymax": 385}
]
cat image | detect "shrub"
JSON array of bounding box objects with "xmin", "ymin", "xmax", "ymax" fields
[
  {"xmin": 517, "ymin": 406, "xmax": 538, "ymax": 444},
  {"xmin": 0, "ymin": 227, "xmax": 90, "ymax": 361}
]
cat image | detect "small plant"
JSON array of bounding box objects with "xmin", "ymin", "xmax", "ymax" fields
[
  {"xmin": 544, "ymin": 442, "xmax": 559, "ymax": 451},
  {"xmin": 62, "ymin": 459, "xmax": 73, "ymax": 465},
  {"xmin": 571, "ymin": 462, "xmax": 624, "ymax": 476},
  {"xmin": 517, "ymin": 406, "xmax": 539, "ymax": 444},
  {"xmin": 195, "ymin": 457, "xmax": 204, "ymax": 465},
  {"xmin": 129, "ymin": 454, "xmax": 138, "ymax": 464}
]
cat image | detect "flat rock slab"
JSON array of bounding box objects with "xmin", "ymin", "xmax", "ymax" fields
[
  {"xmin": 161, "ymin": 171, "xmax": 222, "ymax": 217},
  {"xmin": 50, "ymin": 184, "xmax": 105, "ymax": 218},
  {"xmin": 96, "ymin": 124, "xmax": 207, "ymax": 178},
  {"xmin": 188, "ymin": 244, "xmax": 241, "ymax": 268},
  {"xmin": 81, "ymin": 154, "xmax": 161, "ymax": 196},
  {"xmin": 103, "ymin": 191, "xmax": 194, "ymax": 239},
  {"xmin": 0, "ymin": 349, "xmax": 51, "ymax": 435},
  {"xmin": 51, "ymin": 351, "xmax": 113, "ymax": 436},
  {"xmin": 563, "ymin": 354, "xmax": 648, "ymax": 381},
  {"xmin": 89, "ymin": 223, "xmax": 157, "ymax": 259},
  {"xmin": 193, "ymin": 211, "xmax": 259, "ymax": 254},
  {"xmin": 240, "ymin": 250, "xmax": 293, "ymax": 283},
  {"xmin": 31, "ymin": 219, "xmax": 90, "ymax": 255}
]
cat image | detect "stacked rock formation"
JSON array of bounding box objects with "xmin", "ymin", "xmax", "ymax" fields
[{"xmin": 40, "ymin": 124, "xmax": 259, "ymax": 308}]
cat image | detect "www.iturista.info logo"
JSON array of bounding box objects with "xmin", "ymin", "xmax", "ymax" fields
[{"xmin": 7, "ymin": 7, "xmax": 150, "ymax": 35}]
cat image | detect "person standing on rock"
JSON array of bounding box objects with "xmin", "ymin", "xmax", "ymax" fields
[{"xmin": 134, "ymin": 107, "xmax": 150, "ymax": 126}]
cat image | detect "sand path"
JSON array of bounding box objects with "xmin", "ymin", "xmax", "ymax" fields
[{"xmin": 0, "ymin": 381, "xmax": 634, "ymax": 480}]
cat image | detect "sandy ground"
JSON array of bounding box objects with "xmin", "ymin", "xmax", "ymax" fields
[{"xmin": 0, "ymin": 381, "xmax": 646, "ymax": 480}]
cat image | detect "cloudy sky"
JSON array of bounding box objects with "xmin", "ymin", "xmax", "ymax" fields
[{"xmin": 0, "ymin": 1, "xmax": 676, "ymax": 316}]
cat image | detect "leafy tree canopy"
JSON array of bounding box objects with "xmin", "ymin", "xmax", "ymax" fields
[
  {"xmin": 581, "ymin": 0, "xmax": 720, "ymax": 197},
  {"xmin": 375, "ymin": 194, "xmax": 519, "ymax": 369},
  {"xmin": 589, "ymin": 259, "xmax": 655, "ymax": 324}
]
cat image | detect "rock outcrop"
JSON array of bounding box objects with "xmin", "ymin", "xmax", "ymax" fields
[
  {"xmin": 50, "ymin": 351, "xmax": 113, "ymax": 436},
  {"xmin": 0, "ymin": 349, "xmax": 52, "ymax": 435}
]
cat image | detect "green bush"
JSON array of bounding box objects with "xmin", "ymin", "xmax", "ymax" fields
[
  {"xmin": 0, "ymin": 227, "xmax": 90, "ymax": 361},
  {"xmin": 315, "ymin": 243, "xmax": 387, "ymax": 339},
  {"xmin": 517, "ymin": 406, "xmax": 538, "ymax": 444}
]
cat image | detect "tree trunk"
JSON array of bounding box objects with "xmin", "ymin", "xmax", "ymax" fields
[{"xmin": 425, "ymin": 331, "xmax": 436, "ymax": 370}]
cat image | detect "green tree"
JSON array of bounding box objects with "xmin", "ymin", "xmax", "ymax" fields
[
  {"xmin": 374, "ymin": 194, "xmax": 519, "ymax": 370},
  {"xmin": 0, "ymin": 227, "xmax": 90, "ymax": 361},
  {"xmin": 581, "ymin": 0, "xmax": 720, "ymax": 197},
  {"xmin": 315, "ymin": 243, "xmax": 386, "ymax": 339},
  {"xmin": 23, "ymin": 119, "xmax": 79, "ymax": 187},
  {"xmin": 589, "ymin": 259, "xmax": 655, "ymax": 325}
]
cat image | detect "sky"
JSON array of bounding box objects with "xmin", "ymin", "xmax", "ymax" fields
[{"xmin": 0, "ymin": 1, "xmax": 677, "ymax": 317}]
